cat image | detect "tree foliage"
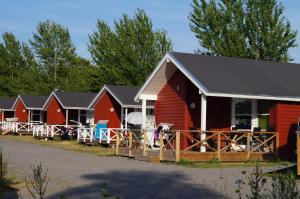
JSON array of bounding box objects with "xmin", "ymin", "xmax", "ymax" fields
[
  {"xmin": 30, "ymin": 20, "xmax": 77, "ymax": 89},
  {"xmin": 88, "ymin": 9, "xmax": 172, "ymax": 86},
  {"xmin": 189, "ymin": 0, "xmax": 297, "ymax": 61}
]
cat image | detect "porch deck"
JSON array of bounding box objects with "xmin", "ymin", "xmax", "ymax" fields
[{"xmin": 115, "ymin": 130, "xmax": 279, "ymax": 163}]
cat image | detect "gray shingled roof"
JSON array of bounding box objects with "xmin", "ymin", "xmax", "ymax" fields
[
  {"xmin": 54, "ymin": 91, "xmax": 97, "ymax": 109},
  {"xmin": 170, "ymin": 52, "xmax": 300, "ymax": 98},
  {"xmin": 20, "ymin": 95, "xmax": 48, "ymax": 109},
  {"xmin": 0, "ymin": 98, "xmax": 17, "ymax": 110},
  {"xmin": 105, "ymin": 85, "xmax": 142, "ymax": 106}
]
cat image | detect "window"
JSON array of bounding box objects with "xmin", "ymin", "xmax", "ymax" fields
[
  {"xmin": 234, "ymin": 99, "xmax": 252, "ymax": 130},
  {"xmin": 31, "ymin": 110, "xmax": 41, "ymax": 122},
  {"xmin": 257, "ymin": 100, "xmax": 273, "ymax": 131}
]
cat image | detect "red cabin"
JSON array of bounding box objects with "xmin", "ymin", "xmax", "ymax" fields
[
  {"xmin": 43, "ymin": 90, "xmax": 97, "ymax": 125},
  {"xmin": 89, "ymin": 85, "xmax": 154, "ymax": 129},
  {"xmin": 135, "ymin": 52, "xmax": 300, "ymax": 160},
  {"xmin": 0, "ymin": 98, "xmax": 17, "ymax": 121}
]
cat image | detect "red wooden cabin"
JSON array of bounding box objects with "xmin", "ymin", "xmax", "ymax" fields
[
  {"xmin": 43, "ymin": 90, "xmax": 97, "ymax": 125},
  {"xmin": 135, "ymin": 52, "xmax": 300, "ymax": 160},
  {"xmin": 89, "ymin": 85, "xmax": 154, "ymax": 129},
  {"xmin": 0, "ymin": 98, "xmax": 17, "ymax": 121}
]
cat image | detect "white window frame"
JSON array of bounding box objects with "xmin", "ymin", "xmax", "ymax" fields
[{"xmin": 231, "ymin": 98, "xmax": 258, "ymax": 131}]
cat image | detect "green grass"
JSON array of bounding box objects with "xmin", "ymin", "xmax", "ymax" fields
[
  {"xmin": 164, "ymin": 158, "xmax": 294, "ymax": 169},
  {"xmin": 1, "ymin": 135, "xmax": 116, "ymax": 156}
]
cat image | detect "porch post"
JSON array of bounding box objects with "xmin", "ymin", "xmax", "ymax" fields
[
  {"xmin": 251, "ymin": 99, "xmax": 258, "ymax": 131},
  {"xmin": 231, "ymin": 98, "xmax": 236, "ymax": 129},
  {"xmin": 78, "ymin": 110, "xmax": 81, "ymax": 123},
  {"xmin": 201, "ymin": 94, "xmax": 207, "ymax": 152},
  {"xmin": 39, "ymin": 111, "xmax": 43, "ymax": 123},
  {"xmin": 28, "ymin": 109, "xmax": 31, "ymax": 123},
  {"xmin": 66, "ymin": 109, "xmax": 69, "ymax": 125},
  {"xmin": 142, "ymin": 99, "xmax": 147, "ymax": 129},
  {"xmin": 1, "ymin": 111, "xmax": 4, "ymax": 122},
  {"xmin": 125, "ymin": 108, "xmax": 128, "ymax": 129}
]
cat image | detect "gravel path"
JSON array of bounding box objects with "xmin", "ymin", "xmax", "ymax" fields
[{"xmin": 0, "ymin": 138, "xmax": 286, "ymax": 199}]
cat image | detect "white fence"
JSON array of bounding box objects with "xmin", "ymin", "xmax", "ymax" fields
[
  {"xmin": 77, "ymin": 127, "xmax": 128, "ymax": 144},
  {"xmin": 1, "ymin": 121, "xmax": 79, "ymax": 138}
]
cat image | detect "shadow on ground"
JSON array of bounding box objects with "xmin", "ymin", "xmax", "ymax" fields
[
  {"xmin": 1, "ymin": 187, "xmax": 19, "ymax": 199},
  {"xmin": 47, "ymin": 170, "xmax": 229, "ymax": 199}
]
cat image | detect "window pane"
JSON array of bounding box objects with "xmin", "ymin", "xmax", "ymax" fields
[
  {"xmin": 235, "ymin": 100, "xmax": 251, "ymax": 114},
  {"xmin": 257, "ymin": 100, "xmax": 271, "ymax": 115},
  {"xmin": 259, "ymin": 115, "xmax": 269, "ymax": 130},
  {"xmin": 235, "ymin": 115, "xmax": 251, "ymax": 129}
]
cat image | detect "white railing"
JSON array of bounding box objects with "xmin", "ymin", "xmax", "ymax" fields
[
  {"xmin": 32, "ymin": 124, "xmax": 46, "ymax": 137},
  {"xmin": 1, "ymin": 121, "xmax": 18, "ymax": 132},
  {"xmin": 77, "ymin": 126, "xmax": 95, "ymax": 142},
  {"xmin": 0, "ymin": 121, "xmax": 80, "ymax": 138},
  {"xmin": 98, "ymin": 128, "xmax": 120, "ymax": 144},
  {"xmin": 43, "ymin": 125, "xmax": 79, "ymax": 137}
]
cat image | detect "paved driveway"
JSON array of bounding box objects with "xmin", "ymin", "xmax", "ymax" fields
[{"xmin": 0, "ymin": 139, "xmax": 278, "ymax": 199}]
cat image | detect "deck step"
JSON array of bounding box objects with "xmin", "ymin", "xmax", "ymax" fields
[{"xmin": 134, "ymin": 155, "xmax": 160, "ymax": 163}]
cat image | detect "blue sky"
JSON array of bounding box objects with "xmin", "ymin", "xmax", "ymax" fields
[{"xmin": 0, "ymin": 0, "xmax": 299, "ymax": 62}]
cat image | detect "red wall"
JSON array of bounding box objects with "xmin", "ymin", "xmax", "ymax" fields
[
  {"xmin": 155, "ymin": 70, "xmax": 187, "ymax": 129},
  {"xmin": 15, "ymin": 99, "xmax": 28, "ymax": 122},
  {"xmin": 93, "ymin": 91, "xmax": 121, "ymax": 128},
  {"xmin": 269, "ymin": 102, "xmax": 300, "ymax": 160},
  {"xmin": 155, "ymin": 69, "xmax": 231, "ymax": 131},
  {"xmin": 155, "ymin": 69, "xmax": 231, "ymax": 149},
  {"xmin": 46, "ymin": 96, "xmax": 66, "ymax": 125}
]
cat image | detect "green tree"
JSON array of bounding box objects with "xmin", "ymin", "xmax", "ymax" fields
[
  {"xmin": 30, "ymin": 20, "xmax": 77, "ymax": 90},
  {"xmin": 0, "ymin": 32, "xmax": 40, "ymax": 96},
  {"xmin": 189, "ymin": 0, "xmax": 297, "ymax": 61},
  {"xmin": 88, "ymin": 9, "xmax": 172, "ymax": 86}
]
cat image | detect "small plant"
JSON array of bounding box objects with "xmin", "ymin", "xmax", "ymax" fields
[
  {"xmin": 269, "ymin": 172, "xmax": 300, "ymax": 199},
  {"xmin": 246, "ymin": 162, "xmax": 267, "ymax": 199},
  {"xmin": 210, "ymin": 156, "xmax": 220, "ymax": 165},
  {"xmin": 25, "ymin": 162, "xmax": 50, "ymax": 199}
]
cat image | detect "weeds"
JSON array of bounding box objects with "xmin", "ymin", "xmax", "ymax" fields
[
  {"xmin": 269, "ymin": 172, "xmax": 300, "ymax": 199},
  {"xmin": 25, "ymin": 162, "xmax": 50, "ymax": 199},
  {"xmin": 236, "ymin": 162, "xmax": 300, "ymax": 199}
]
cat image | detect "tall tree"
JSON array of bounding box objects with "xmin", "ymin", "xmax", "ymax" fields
[
  {"xmin": 88, "ymin": 9, "xmax": 172, "ymax": 86},
  {"xmin": 189, "ymin": 0, "xmax": 297, "ymax": 61},
  {"xmin": 30, "ymin": 20, "xmax": 77, "ymax": 89}
]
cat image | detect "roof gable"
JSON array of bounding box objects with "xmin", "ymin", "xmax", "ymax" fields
[
  {"xmin": 89, "ymin": 85, "xmax": 143, "ymax": 108},
  {"xmin": 0, "ymin": 97, "xmax": 17, "ymax": 111},
  {"xmin": 136, "ymin": 52, "xmax": 300, "ymax": 102},
  {"xmin": 20, "ymin": 95, "xmax": 48, "ymax": 109}
]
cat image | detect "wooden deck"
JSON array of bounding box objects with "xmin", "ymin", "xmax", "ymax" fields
[{"xmin": 116, "ymin": 130, "xmax": 279, "ymax": 163}]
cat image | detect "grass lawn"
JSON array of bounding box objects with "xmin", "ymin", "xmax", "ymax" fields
[
  {"xmin": 164, "ymin": 158, "xmax": 294, "ymax": 169},
  {"xmin": 0, "ymin": 135, "xmax": 115, "ymax": 156}
]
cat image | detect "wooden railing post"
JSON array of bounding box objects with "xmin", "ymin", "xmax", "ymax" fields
[
  {"xmin": 276, "ymin": 132, "xmax": 280, "ymax": 159},
  {"xmin": 116, "ymin": 131, "xmax": 120, "ymax": 156},
  {"xmin": 143, "ymin": 130, "xmax": 147, "ymax": 156},
  {"xmin": 129, "ymin": 131, "xmax": 133, "ymax": 157},
  {"xmin": 175, "ymin": 131, "xmax": 180, "ymax": 162},
  {"xmin": 247, "ymin": 132, "xmax": 251, "ymax": 160},
  {"xmin": 159, "ymin": 131, "xmax": 163, "ymax": 161},
  {"xmin": 217, "ymin": 132, "xmax": 221, "ymax": 162}
]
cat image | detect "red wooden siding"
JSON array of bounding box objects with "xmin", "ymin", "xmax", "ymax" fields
[
  {"xmin": 46, "ymin": 96, "xmax": 65, "ymax": 125},
  {"xmin": 94, "ymin": 91, "xmax": 121, "ymax": 128},
  {"xmin": 15, "ymin": 99, "xmax": 28, "ymax": 122},
  {"xmin": 155, "ymin": 70, "xmax": 187, "ymax": 129},
  {"xmin": 0, "ymin": 111, "xmax": 3, "ymax": 121},
  {"xmin": 269, "ymin": 102, "xmax": 300, "ymax": 160},
  {"xmin": 155, "ymin": 69, "xmax": 231, "ymax": 131},
  {"xmin": 155, "ymin": 69, "xmax": 231, "ymax": 149}
]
